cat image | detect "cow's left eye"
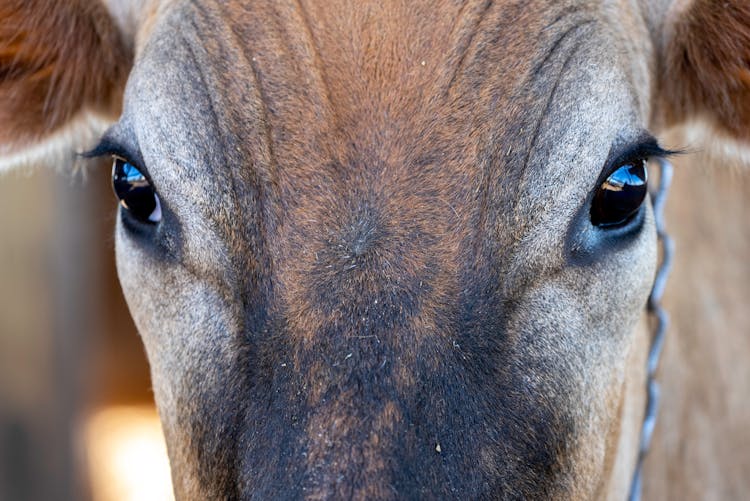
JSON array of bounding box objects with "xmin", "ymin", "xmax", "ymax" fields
[
  {"xmin": 112, "ymin": 157, "xmax": 162, "ymax": 224},
  {"xmin": 590, "ymin": 159, "xmax": 648, "ymax": 227}
]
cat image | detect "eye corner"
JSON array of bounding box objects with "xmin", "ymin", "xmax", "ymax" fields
[{"xmin": 80, "ymin": 139, "xmax": 113, "ymax": 160}]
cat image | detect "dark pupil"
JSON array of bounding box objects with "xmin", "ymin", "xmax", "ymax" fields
[
  {"xmin": 591, "ymin": 160, "xmax": 648, "ymax": 227},
  {"xmin": 112, "ymin": 159, "xmax": 157, "ymax": 223}
]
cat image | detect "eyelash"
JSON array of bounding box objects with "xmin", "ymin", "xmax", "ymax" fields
[
  {"xmin": 83, "ymin": 138, "xmax": 148, "ymax": 174},
  {"xmin": 604, "ymin": 140, "xmax": 677, "ymax": 177}
]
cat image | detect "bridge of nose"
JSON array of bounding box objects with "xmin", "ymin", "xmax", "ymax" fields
[
  {"xmin": 181, "ymin": 0, "xmax": 578, "ymax": 490},
  {"xmin": 220, "ymin": 0, "xmax": 522, "ymax": 442},
  {"xmin": 270, "ymin": 153, "xmax": 467, "ymax": 356},
  {"xmin": 252, "ymin": 177, "xmax": 491, "ymax": 499},
  {"xmin": 198, "ymin": 0, "xmax": 548, "ymax": 405}
]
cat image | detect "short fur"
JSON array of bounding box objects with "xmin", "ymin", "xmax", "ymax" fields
[
  {"xmin": 0, "ymin": 0, "xmax": 749, "ymax": 499},
  {"xmin": 660, "ymin": 0, "xmax": 750, "ymax": 139},
  {"xmin": 0, "ymin": 0, "xmax": 130, "ymax": 149}
]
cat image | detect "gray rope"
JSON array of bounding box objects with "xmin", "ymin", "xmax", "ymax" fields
[{"xmin": 628, "ymin": 158, "xmax": 674, "ymax": 501}]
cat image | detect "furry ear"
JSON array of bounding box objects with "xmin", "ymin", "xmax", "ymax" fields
[
  {"xmin": 0, "ymin": 0, "xmax": 132, "ymax": 171},
  {"xmin": 659, "ymin": 1, "xmax": 750, "ymax": 143}
]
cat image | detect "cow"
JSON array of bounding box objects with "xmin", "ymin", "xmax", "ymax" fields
[{"xmin": 1, "ymin": 0, "xmax": 748, "ymax": 499}]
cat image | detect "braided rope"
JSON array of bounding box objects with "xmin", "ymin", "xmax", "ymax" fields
[{"xmin": 628, "ymin": 158, "xmax": 674, "ymax": 501}]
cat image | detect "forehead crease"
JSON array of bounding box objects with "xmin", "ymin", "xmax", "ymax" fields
[
  {"xmin": 162, "ymin": 0, "xmax": 611, "ymax": 270},
  {"xmin": 163, "ymin": 0, "xmax": 615, "ymax": 230},
  {"xmin": 191, "ymin": 0, "xmax": 599, "ymax": 128},
  {"xmin": 140, "ymin": 0, "xmax": 613, "ymax": 229}
]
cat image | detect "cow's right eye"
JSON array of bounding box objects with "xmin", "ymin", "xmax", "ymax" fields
[
  {"xmin": 590, "ymin": 158, "xmax": 648, "ymax": 228},
  {"xmin": 112, "ymin": 157, "xmax": 162, "ymax": 224}
]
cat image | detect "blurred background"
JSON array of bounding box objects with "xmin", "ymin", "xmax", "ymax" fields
[
  {"xmin": 0, "ymin": 159, "xmax": 172, "ymax": 501},
  {"xmin": 0, "ymin": 143, "xmax": 747, "ymax": 500}
]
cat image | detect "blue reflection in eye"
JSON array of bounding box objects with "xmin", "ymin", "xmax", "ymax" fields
[
  {"xmin": 591, "ymin": 159, "xmax": 648, "ymax": 227},
  {"xmin": 605, "ymin": 164, "xmax": 647, "ymax": 190},
  {"xmin": 122, "ymin": 162, "xmax": 146, "ymax": 183},
  {"xmin": 112, "ymin": 158, "xmax": 162, "ymax": 224}
]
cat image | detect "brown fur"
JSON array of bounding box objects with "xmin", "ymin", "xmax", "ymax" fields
[
  {"xmin": 0, "ymin": 0, "xmax": 749, "ymax": 498},
  {"xmin": 0, "ymin": 0, "xmax": 130, "ymax": 147},
  {"xmin": 660, "ymin": 0, "xmax": 750, "ymax": 139}
]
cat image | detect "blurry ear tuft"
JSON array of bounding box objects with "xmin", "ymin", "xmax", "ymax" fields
[
  {"xmin": 661, "ymin": 0, "xmax": 750, "ymax": 142},
  {"xmin": 0, "ymin": 0, "xmax": 132, "ymax": 169}
]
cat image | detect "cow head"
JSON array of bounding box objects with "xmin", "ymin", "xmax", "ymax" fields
[{"xmin": 2, "ymin": 0, "xmax": 749, "ymax": 498}]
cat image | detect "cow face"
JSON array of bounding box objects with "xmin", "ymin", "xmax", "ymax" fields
[{"xmin": 1, "ymin": 0, "xmax": 749, "ymax": 498}]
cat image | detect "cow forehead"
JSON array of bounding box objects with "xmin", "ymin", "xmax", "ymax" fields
[
  {"xmin": 118, "ymin": 0, "xmax": 651, "ymax": 296},
  {"xmin": 129, "ymin": 0, "xmax": 648, "ymax": 193},
  {"xmin": 206, "ymin": 0, "xmax": 550, "ymax": 129},
  {"xmin": 176, "ymin": 0, "xmax": 613, "ymax": 148},
  {"xmin": 125, "ymin": 0, "xmax": 648, "ymax": 249}
]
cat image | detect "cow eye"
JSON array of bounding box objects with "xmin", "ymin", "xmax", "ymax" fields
[
  {"xmin": 590, "ymin": 159, "xmax": 648, "ymax": 227},
  {"xmin": 112, "ymin": 157, "xmax": 162, "ymax": 224}
]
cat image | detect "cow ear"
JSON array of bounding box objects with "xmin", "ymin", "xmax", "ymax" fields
[
  {"xmin": 0, "ymin": 0, "xmax": 132, "ymax": 171},
  {"xmin": 658, "ymin": 1, "xmax": 750, "ymax": 146}
]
